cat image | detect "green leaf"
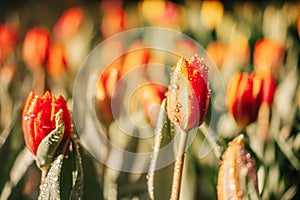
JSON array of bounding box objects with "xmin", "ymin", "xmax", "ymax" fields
[
  {"xmin": 38, "ymin": 154, "xmax": 64, "ymax": 200},
  {"xmin": 69, "ymin": 135, "xmax": 84, "ymax": 200},
  {"xmin": 36, "ymin": 110, "xmax": 65, "ymax": 169}
]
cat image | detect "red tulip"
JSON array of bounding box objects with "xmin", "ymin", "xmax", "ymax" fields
[
  {"xmin": 166, "ymin": 55, "xmax": 210, "ymax": 131},
  {"xmin": 22, "ymin": 91, "xmax": 72, "ymax": 155},
  {"xmin": 139, "ymin": 84, "xmax": 166, "ymax": 126},
  {"xmin": 253, "ymin": 39, "xmax": 285, "ymax": 77},
  {"xmin": 95, "ymin": 66, "xmax": 121, "ymax": 126},
  {"xmin": 0, "ymin": 24, "xmax": 17, "ymax": 63},
  {"xmin": 53, "ymin": 7, "xmax": 83, "ymax": 40},
  {"xmin": 100, "ymin": 8, "xmax": 126, "ymax": 39},
  {"xmin": 260, "ymin": 74, "xmax": 276, "ymax": 105},
  {"xmin": 46, "ymin": 43, "xmax": 67, "ymax": 77},
  {"xmin": 22, "ymin": 28, "xmax": 50, "ymax": 69},
  {"xmin": 227, "ymin": 72, "xmax": 263, "ymax": 127},
  {"xmin": 217, "ymin": 134, "xmax": 259, "ymax": 200}
]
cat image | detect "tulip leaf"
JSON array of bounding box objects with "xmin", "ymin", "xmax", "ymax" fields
[
  {"xmin": 36, "ymin": 110, "xmax": 65, "ymax": 169},
  {"xmin": 69, "ymin": 135, "xmax": 84, "ymax": 200},
  {"xmin": 38, "ymin": 154, "xmax": 64, "ymax": 200}
]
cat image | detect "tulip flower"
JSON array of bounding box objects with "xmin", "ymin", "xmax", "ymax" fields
[
  {"xmin": 217, "ymin": 134, "xmax": 259, "ymax": 200},
  {"xmin": 47, "ymin": 43, "xmax": 67, "ymax": 77},
  {"xmin": 139, "ymin": 84, "xmax": 166, "ymax": 126},
  {"xmin": 166, "ymin": 55, "xmax": 210, "ymax": 200},
  {"xmin": 95, "ymin": 67, "xmax": 121, "ymax": 126},
  {"xmin": 22, "ymin": 91, "xmax": 72, "ymax": 156},
  {"xmin": 0, "ymin": 24, "xmax": 17, "ymax": 64},
  {"xmin": 227, "ymin": 71, "xmax": 263, "ymax": 127},
  {"xmin": 166, "ymin": 55, "xmax": 210, "ymax": 131},
  {"xmin": 22, "ymin": 28, "xmax": 50, "ymax": 69},
  {"xmin": 53, "ymin": 7, "xmax": 84, "ymax": 41},
  {"xmin": 253, "ymin": 39, "xmax": 285, "ymax": 77}
]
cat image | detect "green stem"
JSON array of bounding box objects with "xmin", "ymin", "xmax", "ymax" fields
[
  {"xmin": 147, "ymin": 99, "xmax": 166, "ymax": 200},
  {"xmin": 170, "ymin": 128, "xmax": 187, "ymax": 200}
]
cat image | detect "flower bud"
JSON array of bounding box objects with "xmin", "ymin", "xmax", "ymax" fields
[
  {"xmin": 53, "ymin": 7, "xmax": 83, "ymax": 40},
  {"xmin": 0, "ymin": 24, "xmax": 17, "ymax": 63},
  {"xmin": 227, "ymin": 72, "xmax": 263, "ymax": 127},
  {"xmin": 253, "ymin": 39, "xmax": 285, "ymax": 77},
  {"xmin": 22, "ymin": 91, "xmax": 72, "ymax": 155},
  {"xmin": 46, "ymin": 43, "xmax": 67, "ymax": 77},
  {"xmin": 217, "ymin": 134, "xmax": 259, "ymax": 200},
  {"xmin": 166, "ymin": 55, "xmax": 210, "ymax": 131},
  {"xmin": 22, "ymin": 28, "xmax": 50, "ymax": 69},
  {"xmin": 260, "ymin": 73, "xmax": 276, "ymax": 105},
  {"xmin": 139, "ymin": 84, "xmax": 166, "ymax": 126}
]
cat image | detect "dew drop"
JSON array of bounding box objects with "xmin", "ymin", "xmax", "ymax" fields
[
  {"xmin": 175, "ymin": 108, "xmax": 180, "ymax": 113},
  {"xmin": 173, "ymin": 116, "xmax": 179, "ymax": 122},
  {"xmin": 23, "ymin": 115, "xmax": 30, "ymax": 121},
  {"xmin": 230, "ymin": 184, "xmax": 236, "ymax": 190},
  {"xmin": 176, "ymin": 103, "xmax": 182, "ymax": 108},
  {"xmin": 237, "ymin": 190, "xmax": 243, "ymax": 197}
]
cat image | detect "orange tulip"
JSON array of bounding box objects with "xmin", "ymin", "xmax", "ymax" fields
[
  {"xmin": 227, "ymin": 72, "xmax": 263, "ymax": 127},
  {"xmin": 22, "ymin": 91, "xmax": 72, "ymax": 155},
  {"xmin": 0, "ymin": 24, "xmax": 17, "ymax": 64},
  {"xmin": 166, "ymin": 55, "xmax": 210, "ymax": 131},
  {"xmin": 53, "ymin": 7, "xmax": 83, "ymax": 40},
  {"xmin": 22, "ymin": 28, "xmax": 50, "ymax": 69}
]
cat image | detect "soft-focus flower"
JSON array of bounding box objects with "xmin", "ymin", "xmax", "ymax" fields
[
  {"xmin": 121, "ymin": 40, "xmax": 151, "ymax": 76},
  {"xmin": 217, "ymin": 134, "xmax": 259, "ymax": 200},
  {"xmin": 100, "ymin": 8, "xmax": 126, "ymax": 39},
  {"xmin": 166, "ymin": 55, "xmax": 210, "ymax": 131},
  {"xmin": 22, "ymin": 28, "xmax": 50, "ymax": 69},
  {"xmin": 46, "ymin": 44, "xmax": 67, "ymax": 77},
  {"xmin": 139, "ymin": 84, "xmax": 166, "ymax": 126},
  {"xmin": 95, "ymin": 66, "xmax": 121, "ymax": 126},
  {"xmin": 206, "ymin": 41, "xmax": 228, "ymax": 68},
  {"xmin": 22, "ymin": 91, "xmax": 72, "ymax": 155},
  {"xmin": 0, "ymin": 24, "xmax": 17, "ymax": 64},
  {"xmin": 227, "ymin": 71, "xmax": 263, "ymax": 127},
  {"xmin": 253, "ymin": 39, "xmax": 285, "ymax": 77},
  {"xmin": 200, "ymin": 1, "xmax": 224, "ymax": 30},
  {"xmin": 53, "ymin": 7, "xmax": 84, "ymax": 40},
  {"xmin": 139, "ymin": 0, "xmax": 181, "ymax": 28},
  {"xmin": 260, "ymin": 73, "xmax": 276, "ymax": 105}
]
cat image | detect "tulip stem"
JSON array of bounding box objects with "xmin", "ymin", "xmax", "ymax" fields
[
  {"xmin": 40, "ymin": 168, "xmax": 48, "ymax": 189},
  {"xmin": 170, "ymin": 128, "xmax": 187, "ymax": 200}
]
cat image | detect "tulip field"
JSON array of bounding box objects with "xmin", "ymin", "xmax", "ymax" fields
[{"xmin": 0, "ymin": 1, "xmax": 300, "ymax": 200}]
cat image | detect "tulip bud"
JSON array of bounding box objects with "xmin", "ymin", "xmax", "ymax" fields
[
  {"xmin": 166, "ymin": 55, "xmax": 210, "ymax": 131},
  {"xmin": 217, "ymin": 134, "xmax": 259, "ymax": 200},
  {"xmin": 22, "ymin": 91, "xmax": 72, "ymax": 156},
  {"xmin": 53, "ymin": 7, "xmax": 83, "ymax": 40},
  {"xmin": 260, "ymin": 74, "xmax": 276, "ymax": 105},
  {"xmin": 95, "ymin": 67, "xmax": 121, "ymax": 126},
  {"xmin": 0, "ymin": 24, "xmax": 17, "ymax": 64},
  {"xmin": 227, "ymin": 72, "xmax": 263, "ymax": 127},
  {"xmin": 139, "ymin": 84, "xmax": 166, "ymax": 126},
  {"xmin": 46, "ymin": 43, "xmax": 67, "ymax": 77},
  {"xmin": 22, "ymin": 28, "xmax": 50, "ymax": 69},
  {"xmin": 253, "ymin": 39, "xmax": 285, "ymax": 77}
]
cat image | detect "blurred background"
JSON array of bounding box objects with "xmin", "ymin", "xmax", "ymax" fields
[{"xmin": 0, "ymin": 0, "xmax": 300, "ymax": 199}]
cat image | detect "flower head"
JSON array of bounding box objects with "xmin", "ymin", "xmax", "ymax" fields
[
  {"xmin": 22, "ymin": 91, "xmax": 72, "ymax": 155},
  {"xmin": 22, "ymin": 28, "xmax": 50, "ymax": 69},
  {"xmin": 227, "ymin": 71, "xmax": 263, "ymax": 127},
  {"xmin": 217, "ymin": 134, "xmax": 258, "ymax": 199},
  {"xmin": 0, "ymin": 24, "xmax": 17, "ymax": 63},
  {"xmin": 166, "ymin": 55, "xmax": 210, "ymax": 131},
  {"xmin": 53, "ymin": 7, "xmax": 83, "ymax": 40}
]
